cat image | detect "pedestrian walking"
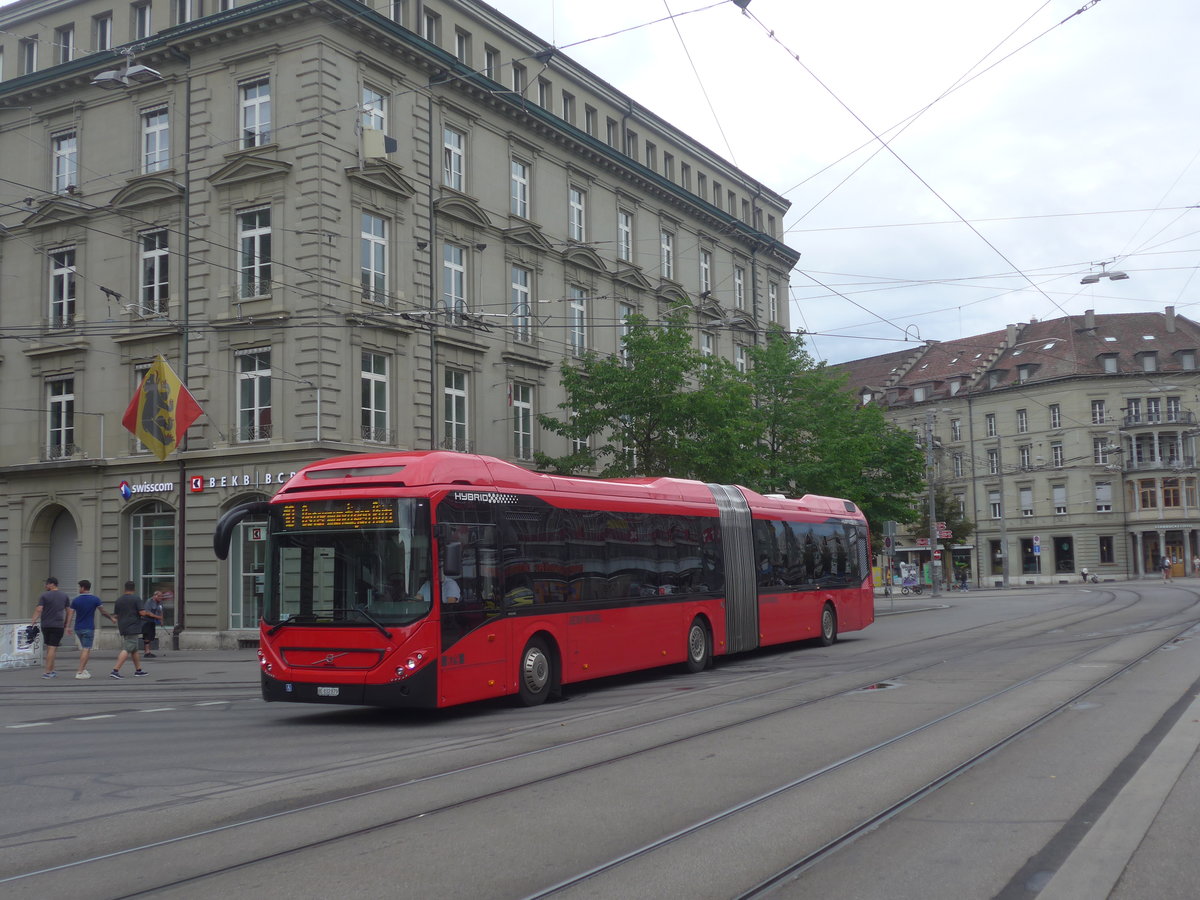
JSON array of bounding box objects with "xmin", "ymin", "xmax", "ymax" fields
[
  {"xmin": 1160, "ymin": 554, "xmax": 1173, "ymax": 582},
  {"xmin": 142, "ymin": 591, "xmax": 165, "ymax": 657},
  {"xmin": 70, "ymin": 580, "xmax": 115, "ymax": 679},
  {"xmin": 31, "ymin": 577, "xmax": 72, "ymax": 679},
  {"xmin": 110, "ymin": 581, "xmax": 149, "ymax": 679}
]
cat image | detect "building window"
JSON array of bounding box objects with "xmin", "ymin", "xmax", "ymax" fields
[
  {"xmin": 953, "ymin": 453, "xmax": 964, "ymax": 477},
  {"xmin": 606, "ymin": 117, "xmax": 618, "ymax": 147},
  {"xmin": 237, "ymin": 207, "xmax": 272, "ymax": 298},
  {"xmin": 680, "ymin": 163, "xmax": 692, "ymax": 191},
  {"xmin": 584, "ymin": 105, "xmax": 597, "ymax": 136},
  {"xmin": 1146, "ymin": 396, "xmax": 1161, "ymax": 423},
  {"xmin": 237, "ymin": 349, "xmax": 272, "ymax": 441},
  {"xmin": 985, "ymin": 413, "xmax": 996, "ymax": 437},
  {"xmin": 239, "ymin": 77, "xmax": 271, "ymax": 148},
  {"xmin": 441, "ymin": 243, "xmax": 466, "ymax": 323},
  {"xmin": 989, "ymin": 490, "xmax": 1001, "ymax": 519},
  {"xmin": 1049, "ymin": 403, "xmax": 1062, "ymax": 429},
  {"xmin": 229, "ymin": 514, "xmax": 267, "ymax": 630},
  {"xmin": 736, "ymin": 346, "xmax": 749, "ymax": 374},
  {"xmin": 700, "ymin": 332, "xmax": 715, "ymax": 357},
  {"xmin": 1095, "ymin": 481, "xmax": 1112, "ymax": 512},
  {"xmin": 768, "ymin": 282, "xmax": 779, "ymax": 321},
  {"xmin": 1126, "ymin": 398, "xmax": 1141, "ymax": 424},
  {"xmin": 511, "ymin": 62, "xmax": 526, "ymax": 94},
  {"xmin": 1093, "ymin": 438, "xmax": 1110, "ymax": 465},
  {"xmin": 728, "ymin": 189, "xmax": 737, "ymax": 213},
  {"xmin": 1053, "ymin": 484, "xmax": 1067, "ymax": 515},
  {"xmin": 360, "ymin": 212, "xmax": 388, "ymax": 305},
  {"xmin": 133, "ymin": 3, "xmax": 152, "ymax": 40},
  {"xmin": 1138, "ymin": 479, "xmax": 1157, "ymax": 509},
  {"xmin": 1180, "ymin": 351, "xmax": 1196, "ymax": 370},
  {"xmin": 1099, "ymin": 535, "xmax": 1114, "ymax": 563},
  {"xmin": 512, "ymin": 383, "xmax": 533, "ymax": 460},
  {"xmin": 174, "ymin": 0, "xmax": 197, "ymax": 25},
  {"xmin": 568, "ymin": 287, "xmax": 587, "ymax": 357},
  {"xmin": 442, "ymin": 126, "xmax": 465, "ymax": 190},
  {"xmin": 1020, "ymin": 487, "xmax": 1034, "ymax": 516},
  {"xmin": 510, "ymin": 158, "xmax": 529, "ymax": 217},
  {"xmin": 47, "ymin": 377, "xmax": 75, "ymax": 459},
  {"xmin": 422, "ymin": 10, "xmax": 440, "ymax": 44},
  {"xmin": 1051, "ymin": 442, "xmax": 1064, "ymax": 467},
  {"xmin": 988, "ymin": 448, "xmax": 999, "ymax": 475},
  {"xmin": 624, "ymin": 129, "xmax": 638, "ymax": 160},
  {"xmin": 618, "ymin": 302, "xmax": 635, "ymax": 363},
  {"xmin": 131, "ymin": 502, "xmax": 176, "ymax": 626},
  {"xmin": 1017, "ymin": 364, "xmax": 1032, "ymax": 383},
  {"xmin": 20, "ymin": 37, "xmax": 38, "ymax": 75},
  {"xmin": 1017, "ymin": 409, "xmax": 1028, "ymax": 433},
  {"xmin": 483, "ymin": 45, "xmax": 499, "ymax": 80},
  {"xmin": 443, "ymin": 369, "xmax": 469, "ymax": 451},
  {"xmin": 54, "ymin": 25, "xmax": 75, "ymax": 65},
  {"xmin": 617, "ymin": 209, "xmax": 633, "ymax": 262},
  {"xmin": 52, "ymin": 131, "xmax": 78, "ymax": 194},
  {"xmin": 141, "ymin": 107, "xmax": 169, "ymax": 173},
  {"xmin": 361, "ymin": 351, "xmax": 390, "ymax": 443},
  {"xmin": 1141, "ymin": 353, "xmax": 1158, "ymax": 372},
  {"xmin": 510, "ymin": 265, "xmax": 532, "ymax": 342},
  {"xmin": 912, "ymin": 387, "xmax": 927, "ymax": 403},
  {"xmin": 950, "ymin": 418, "xmax": 961, "ymax": 441},
  {"xmin": 454, "ymin": 29, "xmax": 471, "ymax": 64},
  {"xmin": 697, "ymin": 172, "xmax": 707, "ymax": 200},
  {"xmin": 561, "ymin": 91, "xmax": 575, "ymax": 124},
  {"xmin": 660, "ymin": 229, "xmax": 674, "ymax": 279},
  {"xmin": 1102, "ymin": 354, "xmax": 1118, "ymax": 373},
  {"xmin": 699, "ymin": 249, "xmax": 712, "ymax": 295},
  {"xmin": 140, "ymin": 230, "xmax": 169, "ymax": 313},
  {"xmin": 1163, "ymin": 477, "xmax": 1182, "ymax": 508},
  {"xmin": 49, "ymin": 247, "xmax": 76, "ymax": 327},
  {"xmin": 536, "ymin": 78, "xmax": 551, "ymax": 110},
  {"xmin": 1091, "ymin": 399, "xmax": 1106, "ymax": 424},
  {"xmin": 734, "ymin": 266, "xmax": 745, "ymax": 309},
  {"xmin": 567, "ymin": 186, "xmax": 586, "ymax": 241},
  {"xmin": 361, "ymin": 85, "xmax": 386, "ymax": 132},
  {"xmin": 1019, "ymin": 444, "xmax": 1032, "ymax": 469}
]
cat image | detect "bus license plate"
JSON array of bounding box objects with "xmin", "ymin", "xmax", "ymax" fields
[{"xmin": 317, "ymin": 686, "xmax": 339, "ymax": 697}]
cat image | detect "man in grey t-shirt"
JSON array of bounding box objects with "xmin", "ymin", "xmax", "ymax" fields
[
  {"xmin": 110, "ymin": 581, "xmax": 149, "ymax": 679},
  {"xmin": 32, "ymin": 577, "xmax": 71, "ymax": 679}
]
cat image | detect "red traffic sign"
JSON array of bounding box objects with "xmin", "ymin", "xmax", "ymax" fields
[
  {"xmin": 938, "ymin": 530, "xmax": 953, "ymax": 539},
  {"xmin": 933, "ymin": 550, "xmax": 942, "ymax": 560}
]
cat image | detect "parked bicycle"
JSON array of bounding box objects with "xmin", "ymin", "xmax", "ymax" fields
[{"xmin": 900, "ymin": 579, "xmax": 923, "ymax": 595}]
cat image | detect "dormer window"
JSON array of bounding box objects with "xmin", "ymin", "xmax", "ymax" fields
[
  {"xmin": 1101, "ymin": 354, "xmax": 1119, "ymax": 373},
  {"xmin": 912, "ymin": 386, "xmax": 927, "ymax": 402},
  {"xmin": 989, "ymin": 370, "xmax": 1004, "ymax": 387},
  {"xmin": 1180, "ymin": 350, "xmax": 1196, "ymax": 370},
  {"xmin": 1140, "ymin": 352, "xmax": 1159, "ymax": 372}
]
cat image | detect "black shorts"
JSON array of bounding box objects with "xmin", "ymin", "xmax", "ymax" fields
[
  {"xmin": 142, "ymin": 622, "xmax": 157, "ymax": 641},
  {"xmin": 42, "ymin": 627, "xmax": 65, "ymax": 647}
]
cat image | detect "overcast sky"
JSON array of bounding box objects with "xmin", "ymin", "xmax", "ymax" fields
[{"xmin": 486, "ymin": 0, "xmax": 1200, "ymax": 364}]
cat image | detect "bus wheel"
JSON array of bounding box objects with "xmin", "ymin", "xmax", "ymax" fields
[
  {"xmin": 518, "ymin": 637, "xmax": 554, "ymax": 706},
  {"xmin": 685, "ymin": 618, "xmax": 711, "ymax": 673},
  {"xmin": 819, "ymin": 603, "xmax": 838, "ymax": 646}
]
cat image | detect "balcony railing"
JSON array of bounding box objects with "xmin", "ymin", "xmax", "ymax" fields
[
  {"xmin": 1124, "ymin": 455, "xmax": 1196, "ymax": 472},
  {"xmin": 233, "ymin": 424, "xmax": 273, "ymax": 442},
  {"xmin": 41, "ymin": 442, "xmax": 87, "ymax": 461},
  {"xmin": 360, "ymin": 425, "xmax": 396, "ymax": 444},
  {"xmin": 1122, "ymin": 410, "xmax": 1196, "ymax": 427}
]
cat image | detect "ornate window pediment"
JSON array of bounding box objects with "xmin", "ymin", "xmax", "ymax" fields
[
  {"xmin": 434, "ymin": 193, "xmax": 491, "ymax": 228},
  {"xmin": 207, "ymin": 152, "xmax": 292, "ymax": 189},
  {"xmin": 562, "ymin": 245, "xmax": 608, "ymax": 274},
  {"xmin": 613, "ymin": 265, "xmax": 653, "ymax": 291},
  {"xmin": 505, "ymin": 222, "xmax": 554, "ymax": 252},
  {"xmin": 346, "ymin": 161, "xmax": 417, "ymax": 200},
  {"xmin": 20, "ymin": 198, "xmax": 91, "ymax": 229},
  {"xmin": 111, "ymin": 175, "xmax": 185, "ymax": 210}
]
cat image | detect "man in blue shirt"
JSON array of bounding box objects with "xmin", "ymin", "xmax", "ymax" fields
[
  {"xmin": 31, "ymin": 577, "xmax": 71, "ymax": 679},
  {"xmin": 70, "ymin": 580, "xmax": 115, "ymax": 680}
]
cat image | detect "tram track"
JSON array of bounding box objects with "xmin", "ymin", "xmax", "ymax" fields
[{"xmin": 3, "ymin": 587, "xmax": 1199, "ymax": 898}]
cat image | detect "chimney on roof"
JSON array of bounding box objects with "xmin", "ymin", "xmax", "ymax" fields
[
  {"xmin": 1007, "ymin": 323, "xmax": 1018, "ymax": 345},
  {"xmin": 1084, "ymin": 309, "xmax": 1095, "ymax": 330},
  {"xmin": 1166, "ymin": 306, "xmax": 1177, "ymax": 333}
]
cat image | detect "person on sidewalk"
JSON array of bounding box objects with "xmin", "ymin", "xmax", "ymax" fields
[
  {"xmin": 31, "ymin": 577, "xmax": 71, "ymax": 679},
  {"xmin": 110, "ymin": 581, "xmax": 150, "ymax": 679},
  {"xmin": 1161, "ymin": 554, "xmax": 1173, "ymax": 582},
  {"xmin": 70, "ymin": 580, "xmax": 115, "ymax": 679},
  {"xmin": 142, "ymin": 591, "xmax": 165, "ymax": 658}
]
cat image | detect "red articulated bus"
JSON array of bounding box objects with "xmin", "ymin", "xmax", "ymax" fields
[{"xmin": 213, "ymin": 451, "xmax": 872, "ymax": 709}]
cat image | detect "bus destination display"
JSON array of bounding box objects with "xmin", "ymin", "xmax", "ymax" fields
[{"xmin": 280, "ymin": 499, "xmax": 397, "ymax": 530}]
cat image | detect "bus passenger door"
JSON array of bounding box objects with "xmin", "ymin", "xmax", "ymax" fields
[{"xmin": 438, "ymin": 525, "xmax": 509, "ymax": 704}]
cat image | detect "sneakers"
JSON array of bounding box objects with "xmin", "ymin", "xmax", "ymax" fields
[
  {"xmin": 109, "ymin": 670, "xmax": 123, "ymax": 679},
  {"xmin": 143, "ymin": 652, "xmax": 157, "ymax": 658},
  {"xmin": 134, "ymin": 670, "xmax": 149, "ymax": 677},
  {"xmin": 41, "ymin": 671, "xmax": 57, "ymax": 679},
  {"xmin": 75, "ymin": 671, "xmax": 91, "ymax": 680}
]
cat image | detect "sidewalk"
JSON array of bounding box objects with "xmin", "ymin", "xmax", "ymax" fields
[{"xmin": 0, "ymin": 643, "xmax": 261, "ymax": 684}]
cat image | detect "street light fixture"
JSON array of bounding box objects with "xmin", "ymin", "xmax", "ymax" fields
[
  {"xmin": 1081, "ymin": 261, "xmax": 1129, "ymax": 284},
  {"xmin": 91, "ymin": 49, "xmax": 163, "ymax": 89}
]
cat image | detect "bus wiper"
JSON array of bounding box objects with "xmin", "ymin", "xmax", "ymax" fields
[
  {"xmin": 333, "ymin": 606, "xmax": 393, "ymax": 639},
  {"xmin": 267, "ymin": 614, "xmax": 317, "ymax": 636}
]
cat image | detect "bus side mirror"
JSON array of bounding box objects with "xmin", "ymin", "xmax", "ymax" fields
[
  {"xmin": 213, "ymin": 501, "xmax": 272, "ymax": 559},
  {"xmin": 443, "ymin": 540, "xmax": 463, "ymax": 578}
]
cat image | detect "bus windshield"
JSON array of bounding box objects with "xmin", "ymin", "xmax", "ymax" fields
[{"xmin": 265, "ymin": 498, "xmax": 433, "ymax": 626}]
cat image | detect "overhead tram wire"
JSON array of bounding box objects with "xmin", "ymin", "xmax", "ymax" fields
[{"xmin": 662, "ymin": 0, "xmax": 739, "ymax": 166}]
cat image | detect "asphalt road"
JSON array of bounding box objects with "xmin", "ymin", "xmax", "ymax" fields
[{"xmin": 2, "ymin": 582, "xmax": 1199, "ymax": 899}]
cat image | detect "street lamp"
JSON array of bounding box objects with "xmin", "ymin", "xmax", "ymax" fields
[
  {"xmin": 91, "ymin": 49, "xmax": 163, "ymax": 89},
  {"xmin": 1081, "ymin": 261, "xmax": 1129, "ymax": 285}
]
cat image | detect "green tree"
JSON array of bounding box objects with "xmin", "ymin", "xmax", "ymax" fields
[{"xmin": 911, "ymin": 484, "xmax": 976, "ymax": 547}]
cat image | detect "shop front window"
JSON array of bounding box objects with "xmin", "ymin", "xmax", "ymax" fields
[
  {"xmin": 230, "ymin": 513, "xmax": 268, "ymax": 629},
  {"xmin": 130, "ymin": 501, "xmax": 176, "ymax": 628}
]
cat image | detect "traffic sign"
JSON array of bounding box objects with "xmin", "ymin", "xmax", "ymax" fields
[
  {"xmin": 933, "ymin": 550, "xmax": 942, "ymax": 560},
  {"xmin": 937, "ymin": 530, "xmax": 953, "ymax": 539}
]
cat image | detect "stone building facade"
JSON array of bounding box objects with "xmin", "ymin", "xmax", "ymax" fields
[
  {"xmin": 838, "ymin": 308, "xmax": 1200, "ymax": 587},
  {"xmin": 0, "ymin": 0, "xmax": 798, "ymax": 643}
]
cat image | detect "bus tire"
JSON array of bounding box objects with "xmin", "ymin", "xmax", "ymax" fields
[
  {"xmin": 518, "ymin": 636, "xmax": 555, "ymax": 706},
  {"xmin": 819, "ymin": 603, "xmax": 838, "ymax": 646},
  {"xmin": 685, "ymin": 618, "xmax": 711, "ymax": 673}
]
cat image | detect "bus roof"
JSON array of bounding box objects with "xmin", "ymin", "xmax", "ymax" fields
[{"xmin": 277, "ymin": 451, "xmax": 862, "ymax": 519}]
